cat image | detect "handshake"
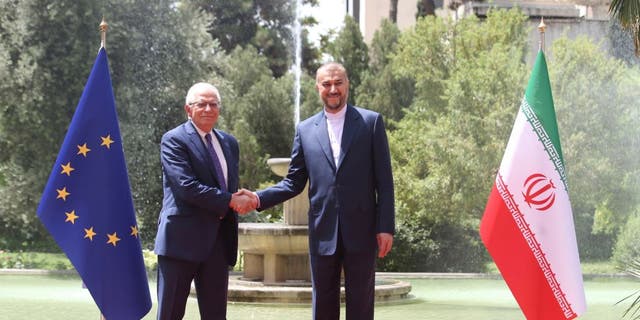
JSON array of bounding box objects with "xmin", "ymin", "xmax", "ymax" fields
[{"xmin": 229, "ymin": 188, "xmax": 259, "ymax": 215}]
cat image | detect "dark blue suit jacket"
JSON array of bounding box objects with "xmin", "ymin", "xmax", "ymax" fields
[
  {"xmin": 257, "ymin": 105, "xmax": 395, "ymax": 256},
  {"xmin": 154, "ymin": 121, "xmax": 239, "ymax": 265}
]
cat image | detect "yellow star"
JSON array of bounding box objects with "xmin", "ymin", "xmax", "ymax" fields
[
  {"xmin": 100, "ymin": 134, "xmax": 114, "ymax": 149},
  {"xmin": 84, "ymin": 227, "xmax": 97, "ymax": 241},
  {"xmin": 130, "ymin": 225, "xmax": 139, "ymax": 238},
  {"xmin": 60, "ymin": 162, "xmax": 75, "ymax": 176},
  {"xmin": 77, "ymin": 143, "xmax": 91, "ymax": 157},
  {"xmin": 107, "ymin": 232, "xmax": 120, "ymax": 246},
  {"xmin": 64, "ymin": 210, "xmax": 79, "ymax": 224},
  {"xmin": 56, "ymin": 187, "xmax": 70, "ymax": 201}
]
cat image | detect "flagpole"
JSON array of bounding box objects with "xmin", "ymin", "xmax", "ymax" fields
[
  {"xmin": 100, "ymin": 17, "xmax": 108, "ymax": 49},
  {"xmin": 538, "ymin": 17, "xmax": 546, "ymax": 52},
  {"xmin": 99, "ymin": 17, "xmax": 108, "ymax": 320}
]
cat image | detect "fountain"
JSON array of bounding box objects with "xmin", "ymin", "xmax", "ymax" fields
[{"xmin": 228, "ymin": 158, "xmax": 411, "ymax": 303}]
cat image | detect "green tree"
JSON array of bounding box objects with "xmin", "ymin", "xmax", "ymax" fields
[
  {"xmin": 218, "ymin": 45, "xmax": 320, "ymax": 222},
  {"xmin": 219, "ymin": 46, "xmax": 296, "ymax": 187},
  {"xmin": 549, "ymin": 36, "xmax": 640, "ymax": 260},
  {"xmin": 0, "ymin": 0, "xmax": 226, "ymax": 250},
  {"xmin": 392, "ymin": 15, "xmax": 452, "ymax": 119},
  {"xmin": 193, "ymin": 0, "xmax": 257, "ymax": 52},
  {"xmin": 0, "ymin": 0, "xmax": 104, "ymax": 250},
  {"xmin": 194, "ymin": 0, "xmax": 321, "ymax": 78},
  {"xmin": 356, "ymin": 19, "xmax": 414, "ymax": 122},
  {"xmin": 609, "ymin": 0, "xmax": 640, "ymax": 56},
  {"xmin": 381, "ymin": 9, "xmax": 529, "ymax": 271},
  {"xmin": 608, "ymin": 20, "xmax": 640, "ymax": 65},
  {"xmin": 325, "ymin": 15, "xmax": 369, "ymax": 105},
  {"xmin": 106, "ymin": 1, "xmax": 229, "ymax": 248}
]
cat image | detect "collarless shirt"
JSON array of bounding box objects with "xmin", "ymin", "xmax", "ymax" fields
[{"xmin": 325, "ymin": 105, "xmax": 346, "ymax": 166}]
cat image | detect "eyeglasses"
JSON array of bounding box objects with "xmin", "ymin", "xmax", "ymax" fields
[{"xmin": 189, "ymin": 101, "xmax": 220, "ymax": 109}]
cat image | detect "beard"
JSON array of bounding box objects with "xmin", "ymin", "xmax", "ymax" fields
[{"xmin": 323, "ymin": 94, "xmax": 345, "ymax": 111}]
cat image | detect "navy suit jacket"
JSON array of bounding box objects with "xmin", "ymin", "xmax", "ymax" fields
[
  {"xmin": 257, "ymin": 105, "xmax": 395, "ymax": 256},
  {"xmin": 154, "ymin": 121, "xmax": 239, "ymax": 265}
]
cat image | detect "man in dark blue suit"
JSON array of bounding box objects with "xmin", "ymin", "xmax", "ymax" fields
[
  {"xmin": 253, "ymin": 62, "xmax": 395, "ymax": 320},
  {"xmin": 154, "ymin": 83, "xmax": 255, "ymax": 320}
]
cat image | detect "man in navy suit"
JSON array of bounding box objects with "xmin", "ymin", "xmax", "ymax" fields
[
  {"xmin": 154, "ymin": 83, "xmax": 255, "ymax": 320},
  {"xmin": 251, "ymin": 62, "xmax": 395, "ymax": 320}
]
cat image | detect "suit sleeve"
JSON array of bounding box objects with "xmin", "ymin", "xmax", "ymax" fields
[
  {"xmin": 256, "ymin": 126, "xmax": 309, "ymax": 210},
  {"xmin": 373, "ymin": 114, "xmax": 395, "ymax": 234},
  {"xmin": 161, "ymin": 131, "xmax": 231, "ymax": 217}
]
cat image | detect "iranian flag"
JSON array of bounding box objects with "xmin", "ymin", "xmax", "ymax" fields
[{"xmin": 480, "ymin": 51, "xmax": 587, "ymax": 319}]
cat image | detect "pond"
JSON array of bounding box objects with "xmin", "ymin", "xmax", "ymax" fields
[{"xmin": 0, "ymin": 274, "xmax": 637, "ymax": 319}]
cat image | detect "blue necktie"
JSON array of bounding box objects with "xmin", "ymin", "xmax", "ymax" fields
[{"xmin": 205, "ymin": 133, "xmax": 227, "ymax": 192}]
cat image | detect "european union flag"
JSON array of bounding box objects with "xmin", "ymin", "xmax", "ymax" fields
[{"xmin": 37, "ymin": 48, "xmax": 151, "ymax": 319}]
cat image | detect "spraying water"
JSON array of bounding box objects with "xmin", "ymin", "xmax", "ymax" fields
[{"xmin": 292, "ymin": 0, "xmax": 303, "ymax": 126}]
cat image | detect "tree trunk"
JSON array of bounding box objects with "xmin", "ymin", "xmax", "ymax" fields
[
  {"xmin": 418, "ymin": 0, "xmax": 435, "ymax": 17},
  {"xmin": 390, "ymin": 0, "xmax": 398, "ymax": 23}
]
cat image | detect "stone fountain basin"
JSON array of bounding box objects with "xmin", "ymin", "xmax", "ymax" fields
[
  {"xmin": 232, "ymin": 222, "xmax": 413, "ymax": 303},
  {"xmin": 266, "ymin": 158, "xmax": 291, "ymax": 176},
  {"xmin": 238, "ymin": 222, "xmax": 310, "ymax": 284},
  {"xmin": 227, "ymin": 277, "xmax": 413, "ymax": 304},
  {"xmin": 238, "ymin": 223, "xmax": 309, "ymax": 253}
]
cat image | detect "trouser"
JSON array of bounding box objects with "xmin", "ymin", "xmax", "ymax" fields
[{"xmin": 157, "ymin": 237, "xmax": 229, "ymax": 320}]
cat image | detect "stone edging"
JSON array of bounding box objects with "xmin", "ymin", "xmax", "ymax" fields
[
  {"xmin": 375, "ymin": 272, "xmax": 633, "ymax": 280},
  {"xmin": 0, "ymin": 268, "xmax": 633, "ymax": 280}
]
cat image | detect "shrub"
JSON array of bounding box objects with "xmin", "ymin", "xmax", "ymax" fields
[{"xmin": 612, "ymin": 214, "xmax": 640, "ymax": 269}]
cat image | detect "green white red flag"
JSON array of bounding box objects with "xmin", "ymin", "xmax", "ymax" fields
[{"xmin": 480, "ymin": 51, "xmax": 586, "ymax": 319}]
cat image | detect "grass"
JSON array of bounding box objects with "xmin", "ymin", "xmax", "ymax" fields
[{"xmin": 1, "ymin": 274, "xmax": 638, "ymax": 319}]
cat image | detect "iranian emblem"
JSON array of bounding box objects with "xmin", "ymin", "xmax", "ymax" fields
[{"xmin": 522, "ymin": 173, "xmax": 556, "ymax": 211}]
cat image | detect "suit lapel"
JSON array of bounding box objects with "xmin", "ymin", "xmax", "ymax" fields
[
  {"xmin": 313, "ymin": 111, "xmax": 336, "ymax": 172},
  {"xmin": 337, "ymin": 105, "xmax": 361, "ymax": 170},
  {"xmin": 185, "ymin": 121, "xmax": 223, "ymax": 188},
  {"xmin": 185, "ymin": 121, "xmax": 212, "ymax": 172}
]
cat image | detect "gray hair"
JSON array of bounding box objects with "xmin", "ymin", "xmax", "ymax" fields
[{"xmin": 185, "ymin": 82, "xmax": 221, "ymax": 105}]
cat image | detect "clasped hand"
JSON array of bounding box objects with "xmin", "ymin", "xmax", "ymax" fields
[{"xmin": 229, "ymin": 188, "xmax": 258, "ymax": 215}]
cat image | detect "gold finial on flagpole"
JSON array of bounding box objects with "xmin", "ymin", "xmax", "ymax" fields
[
  {"xmin": 99, "ymin": 17, "xmax": 108, "ymax": 49},
  {"xmin": 538, "ymin": 17, "xmax": 546, "ymax": 52}
]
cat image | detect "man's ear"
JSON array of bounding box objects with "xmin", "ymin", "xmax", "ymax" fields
[{"xmin": 184, "ymin": 104, "xmax": 191, "ymax": 119}]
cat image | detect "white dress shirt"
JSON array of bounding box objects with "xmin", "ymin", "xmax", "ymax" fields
[{"xmin": 325, "ymin": 106, "xmax": 346, "ymax": 166}]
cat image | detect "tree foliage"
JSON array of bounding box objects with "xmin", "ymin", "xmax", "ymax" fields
[
  {"xmin": 0, "ymin": 0, "xmax": 104, "ymax": 250},
  {"xmin": 0, "ymin": 0, "xmax": 225, "ymax": 250},
  {"xmin": 356, "ymin": 19, "xmax": 414, "ymax": 122},
  {"xmin": 549, "ymin": 36, "xmax": 640, "ymax": 259},
  {"xmin": 1, "ymin": 1, "xmax": 638, "ymax": 273},
  {"xmin": 609, "ymin": 0, "xmax": 640, "ymax": 56},
  {"xmin": 194, "ymin": 0, "xmax": 320, "ymax": 77},
  {"xmin": 106, "ymin": 1, "xmax": 229, "ymax": 249},
  {"xmin": 608, "ymin": 20, "xmax": 640, "ymax": 66},
  {"xmin": 218, "ymin": 45, "xmax": 320, "ymax": 203},
  {"xmin": 380, "ymin": 9, "xmax": 529, "ymax": 271}
]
